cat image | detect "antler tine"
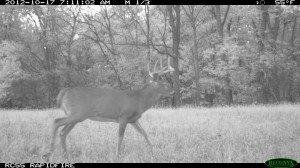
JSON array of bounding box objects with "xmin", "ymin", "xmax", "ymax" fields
[
  {"xmin": 153, "ymin": 60, "xmax": 159, "ymax": 73},
  {"xmin": 158, "ymin": 57, "xmax": 175, "ymax": 75},
  {"xmin": 167, "ymin": 56, "xmax": 175, "ymax": 72},
  {"xmin": 149, "ymin": 57, "xmax": 174, "ymax": 77},
  {"xmin": 148, "ymin": 60, "xmax": 160, "ymax": 78},
  {"xmin": 160, "ymin": 56, "xmax": 163, "ymax": 71},
  {"xmin": 147, "ymin": 62, "xmax": 153, "ymax": 78}
]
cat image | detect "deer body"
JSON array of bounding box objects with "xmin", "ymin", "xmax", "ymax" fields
[
  {"xmin": 43, "ymin": 58, "xmax": 174, "ymax": 161},
  {"xmin": 59, "ymin": 84, "xmax": 166, "ymax": 123}
]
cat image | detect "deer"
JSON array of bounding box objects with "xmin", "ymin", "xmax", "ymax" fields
[{"xmin": 43, "ymin": 57, "xmax": 175, "ymax": 161}]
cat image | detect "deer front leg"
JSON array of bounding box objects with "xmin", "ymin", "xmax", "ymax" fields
[{"xmin": 117, "ymin": 119, "xmax": 128, "ymax": 156}]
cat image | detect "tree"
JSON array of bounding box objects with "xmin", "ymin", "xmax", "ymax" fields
[{"xmin": 182, "ymin": 5, "xmax": 204, "ymax": 105}]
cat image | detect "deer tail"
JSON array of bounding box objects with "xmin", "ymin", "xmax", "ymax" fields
[{"xmin": 56, "ymin": 88, "xmax": 69, "ymax": 109}]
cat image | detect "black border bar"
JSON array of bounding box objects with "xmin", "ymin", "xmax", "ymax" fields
[
  {"xmin": 2, "ymin": 0, "xmax": 296, "ymax": 5},
  {"xmin": 0, "ymin": 163, "xmax": 270, "ymax": 168}
]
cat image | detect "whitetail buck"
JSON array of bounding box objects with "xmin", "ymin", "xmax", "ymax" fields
[{"xmin": 43, "ymin": 58, "xmax": 174, "ymax": 161}]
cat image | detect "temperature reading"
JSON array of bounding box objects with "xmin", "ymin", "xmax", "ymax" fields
[{"xmin": 275, "ymin": 0, "xmax": 286, "ymax": 4}]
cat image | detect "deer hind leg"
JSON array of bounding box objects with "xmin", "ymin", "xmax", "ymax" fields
[
  {"xmin": 43, "ymin": 116, "xmax": 83, "ymax": 161},
  {"xmin": 49, "ymin": 118, "xmax": 67, "ymax": 153},
  {"xmin": 60, "ymin": 123, "xmax": 76, "ymax": 156},
  {"xmin": 43, "ymin": 117, "xmax": 66, "ymax": 161}
]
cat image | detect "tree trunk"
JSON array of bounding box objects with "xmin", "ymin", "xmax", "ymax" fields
[
  {"xmin": 214, "ymin": 5, "xmax": 232, "ymax": 105},
  {"xmin": 192, "ymin": 26, "xmax": 201, "ymax": 106},
  {"xmin": 167, "ymin": 5, "xmax": 181, "ymax": 107},
  {"xmin": 144, "ymin": 5, "xmax": 151, "ymax": 84},
  {"xmin": 269, "ymin": 7, "xmax": 281, "ymax": 41},
  {"xmin": 290, "ymin": 15, "xmax": 297, "ymax": 48},
  {"xmin": 259, "ymin": 5, "xmax": 269, "ymax": 51},
  {"xmin": 183, "ymin": 5, "xmax": 202, "ymax": 106},
  {"xmin": 215, "ymin": 5, "xmax": 223, "ymax": 39}
]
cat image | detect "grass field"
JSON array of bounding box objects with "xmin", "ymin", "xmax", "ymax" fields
[{"xmin": 0, "ymin": 104, "xmax": 299, "ymax": 163}]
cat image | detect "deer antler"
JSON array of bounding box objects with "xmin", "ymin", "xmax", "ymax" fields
[
  {"xmin": 147, "ymin": 60, "xmax": 159, "ymax": 78},
  {"xmin": 148, "ymin": 57, "xmax": 174, "ymax": 78},
  {"xmin": 157, "ymin": 57, "xmax": 175, "ymax": 75},
  {"xmin": 147, "ymin": 62, "xmax": 153, "ymax": 77}
]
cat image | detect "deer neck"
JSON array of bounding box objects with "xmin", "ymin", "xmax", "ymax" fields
[{"xmin": 139, "ymin": 85, "xmax": 161, "ymax": 113}]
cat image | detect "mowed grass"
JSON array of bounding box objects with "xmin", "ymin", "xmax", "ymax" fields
[{"xmin": 0, "ymin": 104, "xmax": 299, "ymax": 163}]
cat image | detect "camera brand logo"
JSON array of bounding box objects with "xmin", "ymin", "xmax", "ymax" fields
[{"xmin": 265, "ymin": 158, "xmax": 298, "ymax": 168}]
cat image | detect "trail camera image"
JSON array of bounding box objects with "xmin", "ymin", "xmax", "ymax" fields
[{"xmin": 0, "ymin": 5, "xmax": 299, "ymax": 163}]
